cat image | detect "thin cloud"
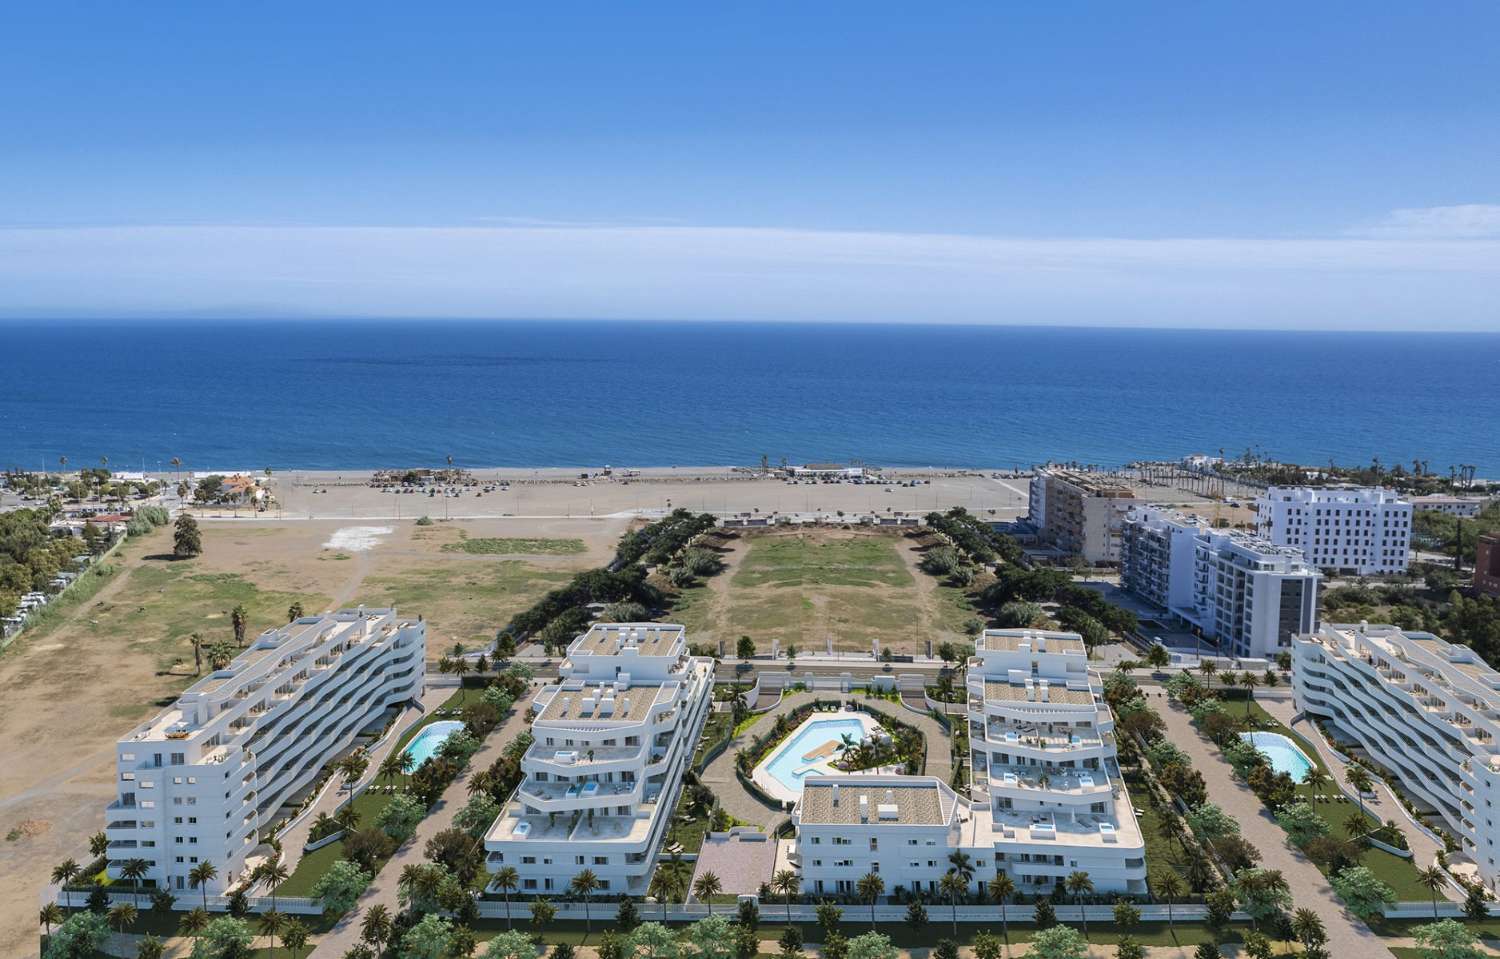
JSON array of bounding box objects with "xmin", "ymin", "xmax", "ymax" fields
[
  {"xmin": 0, "ymin": 224, "xmax": 1497, "ymax": 330},
  {"xmin": 1347, "ymin": 204, "xmax": 1500, "ymax": 240}
]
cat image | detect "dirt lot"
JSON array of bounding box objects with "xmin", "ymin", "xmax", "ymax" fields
[
  {"xmin": 0, "ymin": 515, "xmax": 615, "ymax": 957},
  {"xmin": 669, "ymin": 526, "xmax": 982, "ymax": 655}
]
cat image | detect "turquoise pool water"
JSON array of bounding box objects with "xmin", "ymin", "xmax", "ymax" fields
[
  {"xmin": 402, "ymin": 720, "xmax": 465, "ymax": 768},
  {"xmin": 1241, "ymin": 731, "xmax": 1314, "ymax": 784},
  {"xmin": 762, "ymin": 717, "xmax": 869, "ymax": 794}
]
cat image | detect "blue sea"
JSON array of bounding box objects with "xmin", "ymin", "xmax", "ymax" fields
[{"xmin": 1, "ymin": 320, "xmax": 1496, "ymax": 474}]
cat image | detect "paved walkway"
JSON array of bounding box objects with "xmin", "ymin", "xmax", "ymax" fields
[
  {"xmin": 1157, "ymin": 699, "xmax": 1395, "ymax": 959},
  {"xmin": 700, "ymin": 692, "xmax": 954, "ymax": 827},
  {"xmin": 308, "ymin": 686, "xmax": 541, "ymax": 958},
  {"xmin": 1259, "ymin": 697, "xmax": 1449, "ymax": 883}
]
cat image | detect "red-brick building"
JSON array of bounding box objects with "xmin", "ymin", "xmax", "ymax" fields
[{"xmin": 1477, "ymin": 534, "xmax": 1500, "ymax": 599}]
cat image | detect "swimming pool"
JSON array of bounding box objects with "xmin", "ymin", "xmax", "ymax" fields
[
  {"xmin": 1241, "ymin": 731, "xmax": 1314, "ymax": 784},
  {"xmin": 402, "ymin": 721, "xmax": 465, "ymax": 769},
  {"xmin": 759, "ymin": 716, "xmax": 872, "ymax": 795}
]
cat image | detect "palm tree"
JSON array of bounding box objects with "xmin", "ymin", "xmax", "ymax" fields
[
  {"xmin": 40, "ymin": 903, "xmax": 63, "ymax": 947},
  {"xmin": 772, "ymin": 868, "xmax": 800, "ymax": 925},
  {"xmin": 1291, "ymin": 908, "xmax": 1325, "ymax": 952},
  {"xmin": 188, "ymin": 861, "xmax": 217, "ymax": 910},
  {"xmin": 1302, "ymin": 766, "xmax": 1330, "ymax": 799},
  {"xmin": 190, "ymin": 633, "xmax": 204, "ymax": 675},
  {"xmin": 857, "ymin": 871, "xmax": 885, "ymax": 930},
  {"xmin": 109, "ymin": 902, "xmax": 138, "ymax": 935},
  {"xmin": 1418, "ymin": 865, "xmax": 1448, "ymax": 919},
  {"xmin": 379, "ymin": 751, "xmax": 407, "ymax": 786},
  {"xmin": 948, "ymin": 849, "xmax": 975, "ymax": 887},
  {"xmin": 259, "ymin": 909, "xmax": 285, "ymax": 959},
  {"xmin": 338, "ymin": 748, "xmax": 370, "ymax": 812},
  {"xmin": 360, "ymin": 904, "xmax": 392, "ymax": 952},
  {"xmin": 89, "ymin": 831, "xmax": 109, "ymax": 860},
  {"xmin": 988, "ymin": 872, "xmax": 1015, "ymax": 955},
  {"xmin": 121, "ymin": 857, "xmax": 150, "ymax": 907},
  {"xmin": 1344, "ymin": 811, "xmax": 1372, "ymax": 846},
  {"xmin": 1240, "ymin": 671, "xmax": 1260, "ymax": 715},
  {"xmin": 255, "ymin": 855, "xmax": 290, "ymax": 913},
  {"xmin": 939, "ymin": 870, "xmax": 966, "ymax": 936},
  {"xmin": 692, "ymin": 871, "xmax": 722, "ymax": 917},
  {"xmin": 1198, "ymin": 660, "xmax": 1218, "ymax": 691},
  {"xmin": 178, "ymin": 908, "xmax": 210, "ymax": 946},
  {"xmin": 231, "ymin": 604, "xmax": 249, "ymax": 646},
  {"xmin": 1156, "ymin": 874, "xmax": 1182, "ymax": 941},
  {"xmin": 452, "ymin": 657, "xmax": 472, "ymax": 700},
  {"xmin": 51, "ymin": 859, "xmax": 81, "ymax": 887},
  {"xmin": 1065, "ymin": 871, "xmax": 1094, "ymax": 939},
  {"xmin": 282, "ymin": 918, "xmax": 310, "ymax": 959},
  {"xmin": 571, "ymin": 869, "xmax": 601, "ymax": 936},
  {"xmin": 649, "ymin": 868, "xmax": 676, "ymax": 922},
  {"xmin": 137, "ymin": 934, "xmax": 165, "ymax": 959},
  {"xmin": 288, "ymin": 602, "xmax": 304, "ymax": 623},
  {"xmin": 1346, "ymin": 765, "xmax": 1375, "ymax": 821},
  {"xmin": 492, "ymin": 865, "xmax": 520, "ymax": 928}
]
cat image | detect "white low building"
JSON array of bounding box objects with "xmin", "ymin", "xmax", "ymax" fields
[
  {"xmin": 105, "ymin": 608, "xmax": 426, "ymax": 894},
  {"xmin": 1256, "ymin": 486, "xmax": 1412, "ymax": 575},
  {"xmin": 1122, "ymin": 506, "xmax": 1320, "ymax": 659},
  {"xmin": 1293, "ymin": 623, "xmax": 1500, "ymax": 889},
  {"xmin": 794, "ymin": 629, "xmax": 1147, "ymax": 899},
  {"xmin": 484, "ymin": 623, "xmax": 713, "ymax": 896}
]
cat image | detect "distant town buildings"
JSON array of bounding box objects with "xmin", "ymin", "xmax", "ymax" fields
[
  {"xmin": 794, "ymin": 628, "xmax": 1147, "ymax": 897},
  {"xmin": 1476, "ymin": 534, "xmax": 1500, "ymax": 599},
  {"xmin": 1293, "ymin": 623, "xmax": 1500, "ymax": 890},
  {"xmin": 1255, "ymin": 486, "xmax": 1412, "ymax": 575},
  {"xmin": 1027, "ymin": 468, "xmax": 1138, "ymax": 564},
  {"xmin": 484, "ymin": 623, "xmax": 712, "ymax": 896},
  {"xmin": 106, "ymin": 608, "xmax": 426, "ymax": 895},
  {"xmin": 1121, "ymin": 506, "xmax": 1320, "ymax": 659},
  {"xmin": 1410, "ymin": 494, "xmax": 1494, "ymax": 517}
]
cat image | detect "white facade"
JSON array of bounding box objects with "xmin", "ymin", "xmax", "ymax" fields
[
  {"xmin": 106, "ymin": 608, "xmax": 426, "ymax": 894},
  {"xmin": 1293, "ymin": 623, "xmax": 1500, "ymax": 889},
  {"xmin": 1411, "ymin": 495, "xmax": 1492, "ymax": 517},
  {"xmin": 1122, "ymin": 506, "xmax": 1320, "ymax": 659},
  {"xmin": 1256, "ymin": 486, "xmax": 1412, "ymax": 575},
  {"xmin": 794, "ymin": 629, "xmax": 1147, "ymax": 898},
  {"xmin": 484, "ymin": 623, "xmax": 712, "ymax": 896}
]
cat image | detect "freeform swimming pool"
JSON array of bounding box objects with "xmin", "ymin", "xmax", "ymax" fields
[
  {"xmin": 1241, "ymin": 730, "xmax": 1314, "ymax": 784},
  {"xmin": 402, "ymin": 721, "xmax": 465, "ymax": 769},
  {"xmin": 760, "ymin": 717, "xmax": 871, "ymax": 795}
]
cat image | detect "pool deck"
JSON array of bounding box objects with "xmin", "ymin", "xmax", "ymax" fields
[
  {"xmin": 404, "ymin": 719, "xmax": 465, "ymax": 766},
  {"xmin": 1240, "ymin": 729, "xmax": 1314, "ymax": 782},
  {"xmin": 749, "ymin": 711, "xmax": 883, "ymax": 805}
]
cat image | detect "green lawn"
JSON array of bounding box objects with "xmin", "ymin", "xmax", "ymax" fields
[
  {"xmin": 732, "ymin": 535, "xmax": 913, "ymax": 589},
  {"xmin": 1122, "ymin": 768, "xmax": 1197, "ymax": 897},
  {"xmin": 442, "ymin": 537, "xmax": 586, "ymax": 555},
  {"xmin": 362, "ymin": 560, "xmax": 576, "ymax": 648}
]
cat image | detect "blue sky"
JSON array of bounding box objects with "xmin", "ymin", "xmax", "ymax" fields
[{"xmin": 2, "ymin": 2, "xmax": 1498, "ymax": 329}]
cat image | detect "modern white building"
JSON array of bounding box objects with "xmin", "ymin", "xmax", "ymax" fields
[
  {"xmin": 1293, "ymin": 623, "xmax": 1500, "ymax": 889},
  {"xmin": 1410, "ymin": 494, "xmax": 1494, "ymax": 518},
  {"xmin": 105, "ymin": 608, "xmax": 426, "ymax": 894},
  {"xmin": 484, "ymin": 623, "xmax": 713, "ymax": 896},
  {"xmin": 1256, "ymin": 486, "xmax": 1412, "ymax": 575},
  {"xmin": 794, "ymin": 629, "xmax": 1147, "ymax": 898},
  {"xmin": 1122, "ymin": 506, "xmax": 1321, "ymax": 659}
]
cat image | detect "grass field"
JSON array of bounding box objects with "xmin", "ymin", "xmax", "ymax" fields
[
  {"xmin": 732, "ymin": 534, "xmax": 913, "ymax": 589},
  {"xmin": 441, "ymin": 536, "xmax": 586, "ymax": 555},
  {"xmin": 363, "ymin": 559, "xmax": 576, "ymax": 650}
]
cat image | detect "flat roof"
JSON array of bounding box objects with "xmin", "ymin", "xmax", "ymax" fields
[
  {"xmin": 979, "ymin": 629, "xmax": 1085, "ymax": 654},
  {"xmin": 799, "ymin": 778, "xmax": 952, "ymax": 826},
  {"xmin": 984, "ymin": 679, "xmax": 1093, "ymax": 706},
  {"xmin": 572, "ymin": 623, "xmax": 683, "ymax": 657},
  {"xmin": 537, "ymin": 683, "xmax": 668, "ymax": 723}
]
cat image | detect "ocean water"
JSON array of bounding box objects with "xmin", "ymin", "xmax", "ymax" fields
[{"xmin": 1, "ymin": 320, "xmax": 1496, "ymax": 473}]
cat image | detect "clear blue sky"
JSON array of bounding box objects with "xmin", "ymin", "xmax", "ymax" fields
[{"xmin": 2, "ymin": 2, "xmax": 1498, "ymax": 328}]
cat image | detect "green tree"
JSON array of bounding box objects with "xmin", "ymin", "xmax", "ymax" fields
[
  {"xmin": 282, "ymin": 920, "xmax": 310, "ymax": 959},
  {"xmin": 904, "ymin": 901, "xmax": 928, "ymax": 932},
  {"xmin": 692, "ymin": 870, "xmax": 722, "ymax": 917},
  {"xmin": 137, "ymin": 934, "xmax": 165, "ymax": 959},
  {"xmin": 360, "ymin": 905, "xmax": 393, "ymax": 953},
  {"xmin": 530, "ymin": 899, "xmax": 556, "ymax": 940},
  {"xmin": 1412, "ymin": 918, "xmax": 1486, "ymax": 959},
  {"xmin": 1330, "ymin": 865, "xmax": 1395, "ymax": 920},
  {"xmin": 1292, "ymin": 908, "xmax": 1327, "ymax": 952},
  {"xmin": 940, "ymin": 870, "xmax": 967, "ymax": 936},
  {"xmin": 629, "ymin": 923, "xmax": 680, "ymax": 959},
  {"xmin": 481, "ymin": 931, "xmax": 536, "ymax": 959},
  {"xmin": 174, "ymin": 513, "xmax": 203, "ymax": 557},
  {"xmin": 846, "ymin": 932, "xmax": 898, "ymax": 959},
  {"xmin": 1064, "ymin": 870, "xmax": 1094, "ymax": 939},
  {"xmin": 971, "ymin": 931, "xmax": 1003, "ymax": 959},
  {"xmin": 258, "ymin": 911, "xmax": 284, "ymax": 959},
  {"xmin": 195, "ymin": 917, "xmax": 255, "ymax": 959},
  {"xmin": 615, "ymin": 897, "xmax": 641, "ymax": 934},
  {"xmin": 1115, "ymin": 939, "xmax": 1145, "ymax": 959},
  {"xmin": 231, "ymin": 604, "xmax": 248, "ymax": 645},
  {"xmin": 288, "ymin": 601, "xmax": 304, "ymax": 622},
  {"xmin": 188, "ymin": 861, "xmax": 218, "ymax": 910},
  {"xmin": 1112, "ymin": 900, "xmax": 1140, "ymax": 934},
  {"xmin": 399, "ymin": 915, "xmax": 453, "ymax": 959},
  {"xmin": 1027, "ymin": 926, "xmax": 1087, "ymax": 959},
  {"xmin": 1345, "ymin": 764, "xmax": 1375, "ymax": 821},
  {"xmin": 736, "ymin": 636, "xmax": 755, "ymax": 660},
  {"xmin": 772, "ymin": 868, "xmax": 800, "ymax": 925},
  {"xmin": 1193, "ymin": 944, "xmax": 1221, "ymax": 959},
  {"xmin": 109, "ymin": 903, "xmax": 139, "ymax": 935},
  {"xmin": 376, "ymin": 792, "xmax": 426, "ymax": 841},
  {"xmin": 310, "ymin": 859, "xmax": 371, "ymax": 917},
  {"xmin": 571, "ymin": 869, "xmax": 601, "ymax": 935},
  {"xmin": 44, "ymin": 911, "xmax": 110, "ymax": 959},
  {"xmin": 1033, "ymin": 898, "xmax": 1056, "ymax": 929},
  {"xmin": 1275, "ymin": 801, "xmax": 1331, "ymax": 846},
  {"xmin": 684, "ymin": 915, "xmax": 735, "ymax": 959},
  {"xmin": 1418, "ymin": 865, "xmax": 1450, "ymax": 920}
]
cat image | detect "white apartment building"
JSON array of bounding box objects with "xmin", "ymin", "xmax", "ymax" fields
[
  {"xmin": 106, "ymin": 608, "xmax": 426, "ymax": 894},
  {"xmin": 1122, "ymin": 506, "xmax": 1321, "ymax": 659},
  {"xmin": 794, "ymin": 629, "xmax": 1146, "ymax": 898},
  {"xmin": 1027, "ymin": 469, "xmax": 1138, "ymax": 565},
  {"xmin": 1256, "ymin": 486, "xmax": 1412, "ymax": 575},
  {"xmin": 1411, "ymin": 494, "xmax": 1494, "ymax": 518},
  {"xmin": 1293, "ymin": 623, "xmax": 1500, "ymax": 889},
  {"xmin": 484, "ymin": 623, "xmax": 712, "ymax": 896}
]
